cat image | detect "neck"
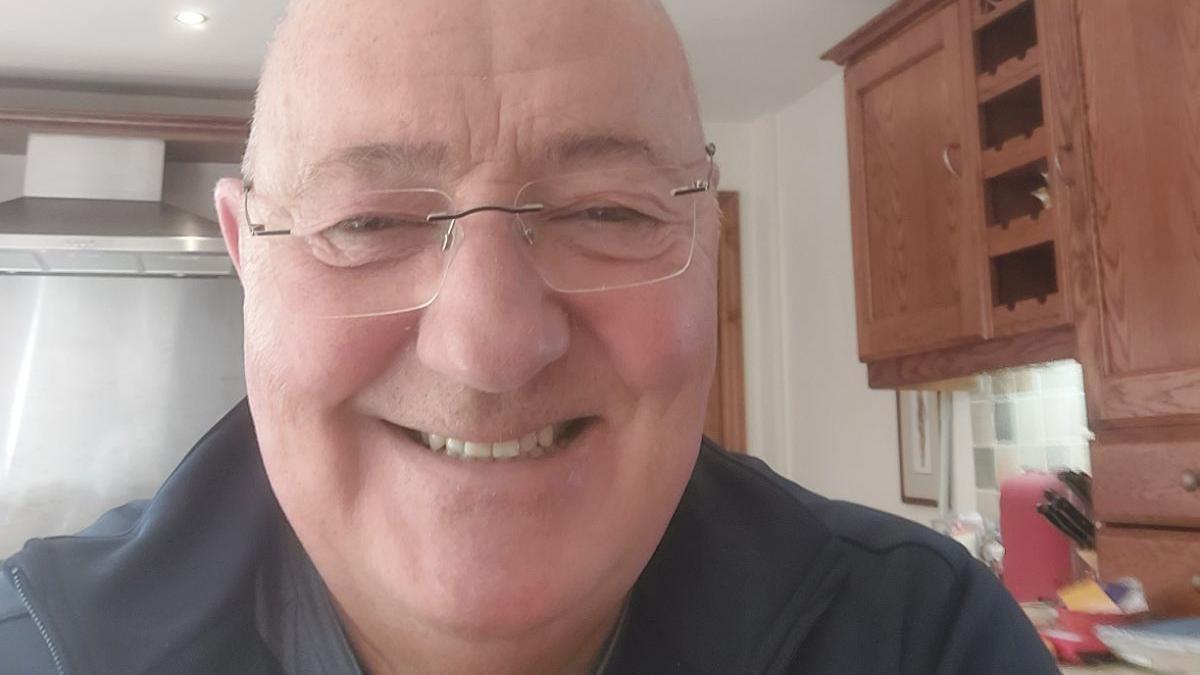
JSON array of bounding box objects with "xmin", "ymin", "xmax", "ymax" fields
[{"xmin": 336, "ymin": 594, "xmax": 626, "ymax": 675}]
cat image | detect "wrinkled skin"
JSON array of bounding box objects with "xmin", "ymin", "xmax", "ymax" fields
[{"xmin": 214, "ymin": 0, "xmax": 719, "ymax": 672}]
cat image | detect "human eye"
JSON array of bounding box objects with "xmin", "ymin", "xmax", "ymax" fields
[
  {"xmin": 576, "ymin": 206, "xmax": 654, "ymax": 224},
  {"xmin": 549, "ymin": 202, "xmax": 661, "ymax": 229},
  {"xmin": 330, "ymin": 213, "xmax": 427, "ymax": 234},
  {"xmin": 309, "ymin": 212, "xmax": 441, "ymax": 268}
]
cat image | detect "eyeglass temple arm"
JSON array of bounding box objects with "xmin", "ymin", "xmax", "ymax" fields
[
  {"xmin": 243, "ymin": 181, "xmax": 294, "ymax": 237},
  {"xmin": 671, "ymin": 143, "xmax": 718, "ymax": 197}
]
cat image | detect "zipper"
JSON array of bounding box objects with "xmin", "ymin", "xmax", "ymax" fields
[{"xmin": 8, "ymin": 565, "xmax": 67, "ymax": 675}]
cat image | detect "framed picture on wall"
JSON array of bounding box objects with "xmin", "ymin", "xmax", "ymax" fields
[{"xmin": 896, "ymin": 391, "xmax": 942, "ymax": 507}]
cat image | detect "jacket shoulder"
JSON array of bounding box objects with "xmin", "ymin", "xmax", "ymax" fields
[
  {"xmin": 706, "ymin": 444, "xmax": 971, "ymax": 572},
  {"xmin": 699, "ymin": 444, "xmax": 1057, "ymax": 674}
]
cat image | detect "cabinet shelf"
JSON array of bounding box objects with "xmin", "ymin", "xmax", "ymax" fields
[
  {"xmin": 991, "ymin": 241, "xmax": 1059, "ymax": 312},
  {"xmin": 974, "ymin": 0, "xmax": 1035, "ymax": 30},
  {"xmin": 982, "ymin": 77, "xmax": 1045, "ymax": 152},
  {"xmin": 978, "ymin": 46, "xmax": 1042, "ymax": 103},
  {"xmin": 987, "ymin": 214, "xmax": 1055, "ymax": 257},
  {"xmin": 982, "ymin": 126, "xmax": 1048, "ymax": 179},
  {"xmin": 993, "ymin": 293, "xmax": 1065, "ymax": 334}
]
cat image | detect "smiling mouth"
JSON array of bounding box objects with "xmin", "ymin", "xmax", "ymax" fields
[{"xmin": 391, "ymin": 418, "xmax": 592, "ymax": 462}]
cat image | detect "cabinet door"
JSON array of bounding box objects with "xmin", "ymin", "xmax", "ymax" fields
[
  {"xmin": 1072, "ymin": 0, "xmax": 1200, "ymax": 427},
  {"xmin": 845, "ymin": 3, "xmax": 986, "ymax": 361}
]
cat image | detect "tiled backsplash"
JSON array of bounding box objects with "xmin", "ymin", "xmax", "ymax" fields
[{"xmin": 970, "ymin": 360, "xmax": 1092, "ymax": 524}]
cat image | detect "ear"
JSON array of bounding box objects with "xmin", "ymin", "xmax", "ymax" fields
[{"xmin": 214, "ymin": 177, "xmax": 245, "ymax": 277}]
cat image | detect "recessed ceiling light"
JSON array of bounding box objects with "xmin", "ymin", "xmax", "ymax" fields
[{"xmin": 175, "ymin": 11, "xmax": 208, "ymax": 26}]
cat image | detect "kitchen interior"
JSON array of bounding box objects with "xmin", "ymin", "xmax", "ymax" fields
[{"xmin": 1, "ymin": 0, "xmax": 1198, "ymax": 671}]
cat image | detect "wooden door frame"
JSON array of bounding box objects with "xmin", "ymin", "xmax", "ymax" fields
[{"xmin": 704, "ymin": 191, "xmax": 748, "ymax": 452}]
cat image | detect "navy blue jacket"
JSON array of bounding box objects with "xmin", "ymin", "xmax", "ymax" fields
[{"xmin": 1, "ymin": 401, "xmax": 1057, "ymax": 673}]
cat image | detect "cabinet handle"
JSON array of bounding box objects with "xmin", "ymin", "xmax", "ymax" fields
[
  {"xmin": 942, "ymin": 144, "xmax": 962, "ymax": 179},
  {"xmin": 1192, "ymin": 575, "xmax": 1200, "ymax": 592},
  {"xmin": 1183, "ymin": 470, "xmax": 1199, "ymax": 493}
]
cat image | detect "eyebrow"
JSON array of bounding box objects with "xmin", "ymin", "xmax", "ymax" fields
[
  {"xmin": 299, "ymin": 141, "xmax": 452, "ymax": 192},
  {"xmin": 295, "ymin": 133, "xmax": 670, "ymax": 193},
  {"xmin": 548, "ymin": 133, "xmax": 670, "ymax": 167}
]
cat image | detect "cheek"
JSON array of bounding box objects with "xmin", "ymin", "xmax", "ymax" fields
[
  {"xmin": 241, "ymin": 261, "xmax": 420, "ymax": 406},
  {"xmin": 596, "ymin": 215, "xmax": 719, "ymax": 398},
  {"xmin": 575, "ymin": 273, "xmax": 717, "ymax": 401}
]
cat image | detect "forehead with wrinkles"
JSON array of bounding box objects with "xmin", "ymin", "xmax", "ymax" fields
[{"xmin": 245, "ymin": 0, "xmax": 703, "ymax": 196}]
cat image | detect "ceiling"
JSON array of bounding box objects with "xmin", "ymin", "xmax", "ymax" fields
[{"xmin": 0, "ymin": 0, "xmax": 893, "ymax": 122}]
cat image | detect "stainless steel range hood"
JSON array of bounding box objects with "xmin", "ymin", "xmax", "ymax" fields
[{"xmin": 0, "ymin": 133, "xmax": 233, "ymax": 277}]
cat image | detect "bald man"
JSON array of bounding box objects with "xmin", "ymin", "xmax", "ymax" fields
[{"xmin": 1, "ymin": 1, "xmax": 1057, "ymax": 673}]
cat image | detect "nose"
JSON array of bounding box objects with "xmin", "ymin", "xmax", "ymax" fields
[{"xmin": 416, "ymin": 213, "xmax": 569, "ymax": 393}]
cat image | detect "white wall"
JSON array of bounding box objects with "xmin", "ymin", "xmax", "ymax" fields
[
  {"xmin": 0, "ymin": 155, "xmax": 26, "ymax": 203},
  {"xmin": 743, "ymin": 115, "xmax": 788, "ymax": 472},
  {"xmin": 767, "ymin": 74, "xmax": 937, "ymax": 522},
  {"xmin": 710, "ymin": 75, "xmax": 985, "ymax": 524},
  {"xmin": 702, "ymin": 121, "xmax": 789, "ymax": 470}
]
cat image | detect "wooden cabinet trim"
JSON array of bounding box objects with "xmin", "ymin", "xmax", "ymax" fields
[
  {"xmin": 704, "ymin": 192, "xmax": 748, "ymax": 453},
  {"xmin": 823, "ymin": 0, "xmax": 956, "ymax": 66},
  {"xmin": 1100, "ymin": 373, "xmax": 1200, "ymax": 426},
  {"xmin": 867, "ymin": 325, "xmax": 1075, "ymax": 388},
  {"xmin": 0, "ymin": 108, "xmax": 250, "ymax": 143},
  {"xmin": 0, "ymin": 107, "xmax": 251, "ymax": 164},
  {"xmin": 1034, "ymin": 0, "xmax": 1083, "ymax": 334}
]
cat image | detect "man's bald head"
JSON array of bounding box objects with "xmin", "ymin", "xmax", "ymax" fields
[{"xmin": 243, "ymin": 0, "xmax": 704, "ymax": 195}]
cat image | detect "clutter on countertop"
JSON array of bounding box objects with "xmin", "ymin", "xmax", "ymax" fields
[
  {"xmin": 1028, "ymin": 578, "xmax": 1165, "ymax": 667},
  {"xmin": 1095, "ymin": 618, "xmax": 1200, "ymax": 673},
  {"xmin": 944, "ymin": 466, "xmax": 1199, "ymax": 671},
  {"xmin": 1058, "ymin": 578, "xmax": 1149, "ymax": 617}
]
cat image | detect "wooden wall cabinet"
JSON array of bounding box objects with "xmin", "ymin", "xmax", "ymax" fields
[
  {"xmin": 1069, "ymin": 0, "xmax": 1200, "ymax": 430},
  {"xmin": 830, "ymin": 0, "xmax": 1078, "ymax": 379},
  {"xmin": 829, "ymin": 0, "xmax": 1200, "ymax": 423},
  {"xmin": 843, "ymin": 3, "xmax": 987, "ymax": 361},
  {"xmin": 830, "ymin": 0, "xmax": 1200, "ymax": 617},
  {"xmin": 1069, "ymin": 2, "xmax": 1200, "ymax": 611}
]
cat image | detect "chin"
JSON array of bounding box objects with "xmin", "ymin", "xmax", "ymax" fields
[{"xmin": 350, "ymin": 418, "xmax": 697, "ymax": 641}]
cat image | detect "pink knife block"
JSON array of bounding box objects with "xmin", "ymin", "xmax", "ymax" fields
[{"xmin": 1000, "ymin": 472, "xmax": 1076, "ymax": 602}]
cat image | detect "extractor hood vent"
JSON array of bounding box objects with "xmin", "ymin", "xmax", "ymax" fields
[{"xmin": 0, "ymin": 133, "xmax": 233, "ymax": 277}]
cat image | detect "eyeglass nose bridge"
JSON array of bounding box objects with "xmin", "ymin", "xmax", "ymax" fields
[{"xmin": 426, "ymin": 203, "xmax": 545, "ymax": 252}]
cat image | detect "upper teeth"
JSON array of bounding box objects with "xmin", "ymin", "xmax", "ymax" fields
[{"xmin": 418, "ymin": 424, "xmax": 561, "ymax": 461}]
